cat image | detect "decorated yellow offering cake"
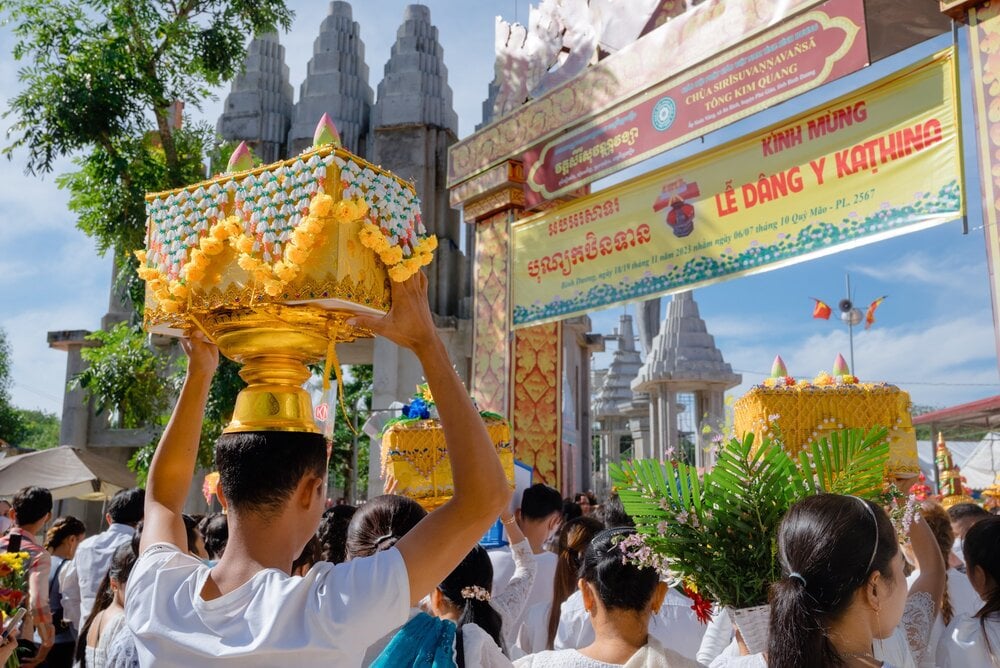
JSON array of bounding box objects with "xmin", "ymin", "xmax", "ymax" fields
[
  {"xmin": 381, "ymin": 385, "xmax": 514, "ymax": 510},
  {"xmin": 139, "ymin": 116, "xmax": 435, "ymax": 335},
  {"xmin": 136, "ymin": 116, "xmax": 438, "ymax": 433},
  {"xmin": 733, "ymin": 354, "xmax": 919, "ymax": 477}
]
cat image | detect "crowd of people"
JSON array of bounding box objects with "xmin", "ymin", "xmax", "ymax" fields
[{"xmin": 0, "ymin": 273, "xmax": 997, "ymax": 667}]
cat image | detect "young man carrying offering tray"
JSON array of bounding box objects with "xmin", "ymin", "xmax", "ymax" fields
[{"xmin": 125, "ymin": 272, "xmax": 510, "ymax": 666}]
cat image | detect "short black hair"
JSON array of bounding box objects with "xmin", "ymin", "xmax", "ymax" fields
[
  {"xmin": 601, "ymin": 493, "xmax": 634, "ymax": 529},
  {"xmin": 12, "ymin": 486, "xmax": 52, "ymax": 526},
  {"xmin": 215, "ymin": 431, "xmax": 327, "ymax": 516},
  {"xmin": 198, "ymin": 513, "xmax": 229, "ymax": 560},
  {"xmin": 948, "ymin": 503, "xmax": 989, "ymax": 523},
  {"xmin": 520, "ymin": 483, "xmax": 562, "ymax": 520},
  {"xmin": 107, "ymin": 487, "xmax": 145, "ymax": 525},
  {"xmin": 182, "ymin": 514, "xmax": 201, "ymax": 554},
  {"xmin": 562, "ymin": 499, "xmax": 582, "ymax": 523}
]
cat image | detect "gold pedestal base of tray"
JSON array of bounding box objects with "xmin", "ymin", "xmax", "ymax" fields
[{"xmin": 200, "ymin": 305, "xmax": 365, "ymax": 434}]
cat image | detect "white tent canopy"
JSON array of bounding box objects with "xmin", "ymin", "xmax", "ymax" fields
[
  {"xmin": 960, "ymin": 433, "xmax": 1000, "ymax": 490},
  {"xmin": 916, "ymin": 434, "xmax": 999, "ymax": 492},
  {"xmin": 0, "ymin": 446, "xmax": 136, "ymax": 501}
]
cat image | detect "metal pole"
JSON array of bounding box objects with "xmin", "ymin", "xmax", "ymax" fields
[
  {"xmin": 349, "ymin": 411, "xmax": 359, "ymax": 504},
  {"xmin": 846, "ymin": 273, "xmax": 855, "ymax": 373}
]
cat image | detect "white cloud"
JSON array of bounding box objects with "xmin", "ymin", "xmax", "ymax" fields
[{"xmin": 848, "ymin": 249, "xmax": 985, "ymax": 289}]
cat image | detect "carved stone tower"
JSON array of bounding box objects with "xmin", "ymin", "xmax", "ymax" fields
[
  {"xmin": 370, "ymin": 4, "xmax": 464, "ymax": 320},
  {"xmin": 287, "ymin": 1, "xmax": 374, "ymax": 156},
  {"xmin": 592, "ymin": 313, "xmax": 644, "ymax": 494},
  {"xmin": 632, "ymin": 291, "xmax": 741, "ymax": 467},
  {"xmin": 216, "ymin": 32, "xmax": 294, "ymax": 163}
]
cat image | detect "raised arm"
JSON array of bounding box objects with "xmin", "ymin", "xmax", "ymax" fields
[
  {"xmin": 900, "ymin": 508, "xmax": 946, "ymax": 665},
  {"xmin": 350, "ymin": 272, "xmax": 509, "ymax": 605},
  {"xmin": 140, "ymin": 333, "xmax": 219, "ymax": 553},
  {"xmin": 907, "ymin": 508, "xmax": 946, "ymax": 608}
]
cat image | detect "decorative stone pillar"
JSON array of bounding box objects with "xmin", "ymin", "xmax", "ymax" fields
[
  {"xmin": 371, "ymin": 4, "xmax": 463, "ymax": 319},
  {"xmin": 47, "ymin": 331, "xmax": 96, "ymax": 448},
  {"xmin": 450, "ymin": 158, "xmax": 565, "ymax": 487}
]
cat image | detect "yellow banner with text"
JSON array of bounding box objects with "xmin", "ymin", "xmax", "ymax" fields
[{"xmin": 511, "ymin": 50, "xmax": 962, "ymax": 328}]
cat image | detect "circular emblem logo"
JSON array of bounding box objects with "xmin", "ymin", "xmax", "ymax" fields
[{"xmin": 652, "ymin": 97, "xmax": 677, "ymax": 132}]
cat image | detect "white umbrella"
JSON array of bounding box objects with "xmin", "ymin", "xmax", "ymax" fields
[{"xmin": 0, "ymin": 446, "xmax": 137, "ymax": 500}]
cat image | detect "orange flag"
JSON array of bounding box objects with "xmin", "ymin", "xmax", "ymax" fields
[
  {"xmin": 865, "ymin": 296, "xmax": 887, "ymax": 330},
  {"xmin": 811, "ymin": 298, "xmax": 832, "ymax": 320}
]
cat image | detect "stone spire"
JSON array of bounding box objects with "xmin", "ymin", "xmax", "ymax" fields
[
  {"xmin": 287, "ymin": 1, "xmax": 373, "ymax": 156},
  {"xmin": 633, "ymin": 291, "xmax": 740, "ymax": 387},
  {"xmin": 593, "ymin": 314, "xmax": 643, "ymax": 418},
  {"xmin": 372, "ymin": 4, "xmax": 459, "ymax": 133},
  {"xmin": 370, "ymin": 5, "xmax": 464, "ymax": 318},
  {"xmin": 632, "ymin": 291, "xmax": 741, "ymax": 466},
  {"xmin": 217, "ymin": 32, "xmax": 294, "ymax": 164}
]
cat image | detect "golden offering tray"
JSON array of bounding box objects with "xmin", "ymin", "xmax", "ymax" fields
[{"xmin": 138, "ymin": 135, "xmax": 436, "ymax": 433}]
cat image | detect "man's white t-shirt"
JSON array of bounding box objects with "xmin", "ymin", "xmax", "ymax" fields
[{"xmin": 126, "ymin": 543, "xmax": 410, "ymax": 667}]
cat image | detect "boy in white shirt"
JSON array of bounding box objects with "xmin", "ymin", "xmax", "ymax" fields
[{"xmin": 125, "ymin": 272, "xmax": 510, "ymax": 667}]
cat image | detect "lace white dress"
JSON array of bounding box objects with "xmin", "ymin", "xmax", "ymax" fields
[
  {"xmin": 82, "ymin": 611, "xmax": 127, "ymax": 668},
  {"xmin": 707, "ymin": 591, "xmax": 933, "ymax": 668},
  {"xmin": 494, "ymin": 539, "xmax": 538, "ymax": 649}
]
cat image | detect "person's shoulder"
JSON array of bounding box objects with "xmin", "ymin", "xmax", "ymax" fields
[
  {"xmin": 306, "ymin": 547, "xmax": 409, "ymax": 594},
  {"xmin": 135, "ymin": 543, "xmax": 197, "ymax": 581},
  {"xmin": 561, "ymin": 589, "xmax": 585, "ymax": 613},
  {"xmin": 512, "ymin": 649, "xmax": 573, "ymax": 667},
  {"xmin": 536, "ymin": 551, "xmax": 558, "ymax": 564},
  {"xmin": 78, "ymin": 531, "xmax": 102, "ymax": 548},
  {"xmin": 645, "ymin": 636, "xmax": 703, "ymax": 667}
]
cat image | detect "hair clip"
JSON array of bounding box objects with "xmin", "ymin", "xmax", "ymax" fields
[{"xmin": 460, "ymin": 585, "xmax": 491, "ymax": 601}]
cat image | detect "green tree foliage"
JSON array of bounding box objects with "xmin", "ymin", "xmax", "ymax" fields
[
  {"xmin": 3, "ymin": 0, "xmax": 293, "ymax": 184},
  {"xmin": 72, "ymin": 323, "xmax": 176, "ymax": 429},
  {"xmin": 1, "ymin": 0, "xmax": 292, "ymax": 477},
  {"xmin": 329, "ymin": 365, "xmax": 373, "ymax": 500},
  {"xmin": 0, "ymin": 329, "xmax": 27, "ymax": 445},
  {"xmin": 16, "ymin": 410, "xmax": 61, "ymax": 450}
]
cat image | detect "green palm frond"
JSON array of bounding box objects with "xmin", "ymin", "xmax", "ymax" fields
[
  {"xmin": 609, "ymin": 427, "xmax": 891, "ymax": 609},
  {"xmin": 798, "ymin": 426, "xmax": 889, "ymax": 497}
]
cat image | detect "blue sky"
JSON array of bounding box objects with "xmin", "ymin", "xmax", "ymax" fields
[{"xmin": 0, "ymin": 1, "xmax": 997, "ymax": 419}]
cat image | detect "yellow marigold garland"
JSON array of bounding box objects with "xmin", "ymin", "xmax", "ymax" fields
[
  {"xmin": 358, "ymin": 222, "xmax": 437, "ymax": 283},
  {"xmin": 136, "ymin": 193, "xmax": 371, "ymax": 308}
]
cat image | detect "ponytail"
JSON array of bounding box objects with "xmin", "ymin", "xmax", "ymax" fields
[
  {"xmin": 547, "ymin": 516, "xmax": 603, "ymax": 649},
  {"xmin": 768, "ymin": 576, "xmax": 837, "ymax": 666},
  {"xmin": 768, "ymin": 495, "xmax": 899, "ymax": 668},
  {"xmin": 75, "ymin": 571, "xmax": 113, "ymax": 667},
  {"xmin": 438, "ymin": 546, "xmax": 507, "ymax": 659},
  {"xmin": 963, "ymin": 516, "xmax": 1000, "ymax": 658},
  {"xmin": 74, "ymin": 543, "xmax": 137, "ymax": 667},
  {"xmin": 44, "ymin": 516, "xmax": 86, "ymax": 551},
  {"xmin": 455, "ymin": 596, "xmax": 506, "ymax": 660}
]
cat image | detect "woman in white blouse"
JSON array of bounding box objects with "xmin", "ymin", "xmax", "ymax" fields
[
  {"xmin": 425, "ymin": 521, "xmax": 535, "ymax": 668},
  {"xmin": 515, "ymin": 527, "xmax": 698, "ymax": 668},
  {"xmin": 948, "ymin": 515, "xmax": 1000, "ymax": 667}
]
